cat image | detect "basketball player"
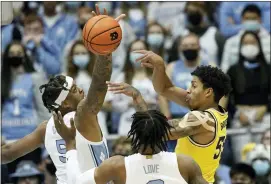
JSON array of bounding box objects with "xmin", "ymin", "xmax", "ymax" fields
[
  {"xmin": 1, "ymin": 5, "xmax": 125, "ymax": 184},
  {"xmin": 108, "ymin": 54, "xmax": 232, "ymax": 184},
  {"xmin": 75, "ymin": 110, "xmax": 208, "ymax": 184}
]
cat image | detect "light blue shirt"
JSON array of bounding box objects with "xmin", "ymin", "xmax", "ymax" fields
[{"xmin": 219, "ymin": 2, "xmax": 270, "ymax": 37}]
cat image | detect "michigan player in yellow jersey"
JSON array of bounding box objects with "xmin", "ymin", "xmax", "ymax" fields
[{"xmin": 128, "ymin": 50, "xmax": 232, "ymax": 183}]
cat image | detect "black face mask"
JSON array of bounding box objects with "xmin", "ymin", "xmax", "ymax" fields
[
  {"xmin": 182, "ymin": 49, "xmax": 198, "ymax": 61},
  {"xmin": 187, "ymin": 11, "xmax": 203, "ymax": 26},
  {"xmin": 8, "ymin": 56, "xmax": 24, "ymax": 68}
]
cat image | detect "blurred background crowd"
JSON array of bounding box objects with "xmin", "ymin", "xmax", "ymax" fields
[{"xmin": 1, "ymin": 1, "xmax": 270, "ymax": 184}]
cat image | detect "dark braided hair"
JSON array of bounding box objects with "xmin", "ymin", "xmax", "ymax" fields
[
  {"xmin": 191, "ymin": 65, "xmax": 232, "ymax": 103},
  {"xmin": 127, "ymin": 110, "xmax": 172, "ymax": 154},
  {"xmin": 39, "ymin": 75, "xmax": 69, "ymax": 113}
]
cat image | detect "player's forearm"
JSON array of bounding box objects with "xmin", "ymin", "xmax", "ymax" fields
[
  {"xmin": 132, "ymin": 91, "xmax": 148, "ymax": 112},
  {"xmin": 152, "ymin": 65, "xmax": 174, "ymax": 95},
  {"xmin": 86, "ymin": 54, "xmax": 112, "ymax": 114},
  {"xmin": 167, "ymin": 118, "xmax": 195, "ymax": 140}
]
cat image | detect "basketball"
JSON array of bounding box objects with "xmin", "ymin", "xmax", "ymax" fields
[{"xmin": 82, "ymin": 15, "xmax": 122, "ymax": 55}]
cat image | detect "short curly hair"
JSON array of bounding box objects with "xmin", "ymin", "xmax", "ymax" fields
[{"xmin": 191, "ymin": 65, "xmax": 232, "ymax": 103}]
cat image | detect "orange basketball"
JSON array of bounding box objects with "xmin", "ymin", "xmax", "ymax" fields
[{"xmin": 82, "ymin": 15, "xmax": 122, "ymax": 55}]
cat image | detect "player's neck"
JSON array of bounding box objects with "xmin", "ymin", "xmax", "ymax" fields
[{"xmin": 198, "ymin": 102, "xmax": 218, "ymax": 111}]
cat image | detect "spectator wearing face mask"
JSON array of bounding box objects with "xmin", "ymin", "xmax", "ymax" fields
[
  {"xmin": 121, "ymin": 2, "xmax": 147, "ymax": 39},
  {"xmin": 178, "ymin": 2, "xmax": 226, "ymax": 66},
  {"xmin": 23, "ymin": 14, "xmax": 61, "ymax": 75},
  {"xmin": 65, "ymin": 40, "xmax": 109, "ymax": 136},
  {"xmin": 146, "ymin": 22, "xmax": 169, "ymax": 62},
  {"xmin": 230, "ymin": 163, "xmax": 256, "ymax": 184},
  {"xmin": 1, "ymin": 42, "xmax": 49, "ymax": 174},
  {"xmin": 1, "ymin": 1, "xmax": 41, "ymax": 53},
  {"xmin": 62, "ymin": 6, "xmax": 94, "ymax": 71},
  {"xmin": 40, "ymin": 2, "xmax": 79, "ymax": 55},
  {"xmin": 219, "ymin": 2, "xmax": 270, "ymax": 37},
  {"xmin": 221, "ymin": 4, "xmax": 270, "ymax": 73},
  {"xmin": 247, "ymin": 144, "xmax": 271, "ymax": 184},
  {"xmin": 225, "ymin": 31, "xmax": 270, "ymax": 163}
]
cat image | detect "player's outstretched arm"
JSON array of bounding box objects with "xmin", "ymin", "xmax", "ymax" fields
[
  {"xmin": 177, "ymin": 155, "xmax": 208, "ymax": 184},
  {"xmin": 107, "ymin": 81, "xmax": 148, "ymax": 112},
  {"xmin": 75, "ymin": 4, "xmax": 125, "ymax": 141},
  {"xmin": 1, "ymin": 121, "xmax": 47, "ymax": 164},
  {"xmin": 134, "ymin": 50, "xmax": 189, "ymax": 107},
  {"xmin": 76, "ymin": 155, "xmax": 125, "ymax": 184},
  {"xmin": 167, "ymin": 111, "xmax": 216, "ymax": 140}
]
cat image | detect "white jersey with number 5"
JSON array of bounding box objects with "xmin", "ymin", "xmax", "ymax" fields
[
  {"xmin": 45, "ymin": 113, "xmax": 72, "ymax": 184},
  {"xmin": 125, "ymin": 152, "xmax": 187, "ymax": 184}
]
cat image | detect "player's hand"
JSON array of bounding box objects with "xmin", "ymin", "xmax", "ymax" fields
[
  {"xmin": 106, "ymin": 81, "xmax": 141, "ymax": 99},
  {"xmin": 53, "ymin": 111, "xmax": 76, "ymax": 143},
  {"xmin": 91, "ymin": 4, "xmax": 125, "ymax": 22},
  {"xmin": 134, "ymin": 50, "xmax": 165, "ymax": 69}
]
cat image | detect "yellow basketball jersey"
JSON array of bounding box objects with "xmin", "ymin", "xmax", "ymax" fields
[{"xmin": 175, "ymin": 107, "xmax": 228, "ymax": 183}]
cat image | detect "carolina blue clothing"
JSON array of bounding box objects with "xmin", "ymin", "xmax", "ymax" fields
[
  {"xmin": 169, "ymin": 59, "xmax": 210, "ymax": 115},
  {"xmin": 219, "ymin": 2, "xmax": 271, "ymax": 37},
  {"xmin": 35, "ymin": 35, "xmax": 61, "ymax": 75},
  {"xmin": 1, "ymin": 24, "xmax": 15, "ymax": 53},
  {"xmin": 2, "ymin": 74, "xmax": 38, "ymax": 140},
  {"xmin": 41, "ymin": 14, "xmax": 79, "ymax": 53}
]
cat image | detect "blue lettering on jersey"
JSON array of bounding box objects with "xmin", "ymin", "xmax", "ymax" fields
[{"xmin": 88, "ymin": 142, "xmax": 109, "ymax": 167}]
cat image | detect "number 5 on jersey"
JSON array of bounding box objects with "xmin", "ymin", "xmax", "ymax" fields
[
  {"xmin": 56, "ymin": 139, "xmax": 66, "ymax": 163},
  {"xmin": 213, "ymin": 136, "xmax": 226, "ymax": 159}
]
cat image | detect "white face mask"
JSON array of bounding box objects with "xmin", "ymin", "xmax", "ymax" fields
[{"xmin": 241, "ymin": 44, "xmax": 259, "ymax": 60}]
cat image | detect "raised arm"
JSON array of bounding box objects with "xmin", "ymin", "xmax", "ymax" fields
[
  {"xmin": 167, "ymin": 111, "xmax": 216, "ymax": 140},
  {"xmin": 1, "ymin": 121, "xmax": 46, "ymax": 164},
  {"xmin": 134, "ymin": 50, "xmax": 188, "ymax": 107},
  {"xmin": 177, "ymin": 154, "xmax": 208, "ymax": 184},
  {"xmin": 76, "ymin": 155, "xmax": 125, "ymax": 184},
  {"xmin": 75, "ymin": 5, "xmax": 125, "ymax": 142}
]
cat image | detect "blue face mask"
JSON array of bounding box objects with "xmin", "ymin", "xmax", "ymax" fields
[
  {"xmin": 73, "ymin": 54, "xmax": 90, "ymax": 69},
  {"xmin": 147, "ymin": 33, "xmax": 164, "ymax": 48},
  {"xmin": 252, "ymin": 159, "xmax": 270, "ymax": 176},
  {"xmin": 129, "ymin": 52, "xmax": 142, "ymax": 68},
  {"xmin": 243, "ymin": 20, "xmax": 261, "ymax": 32}
]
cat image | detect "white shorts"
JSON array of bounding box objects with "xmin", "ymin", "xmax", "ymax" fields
[{"xmin": 75, "ymin": 129, "xmax": 109, "ymax": 173}]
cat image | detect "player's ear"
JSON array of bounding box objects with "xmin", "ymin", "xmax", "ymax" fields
[{"xmin": 205, "ymin": 88, "xmax": 213, "ymax": 98}]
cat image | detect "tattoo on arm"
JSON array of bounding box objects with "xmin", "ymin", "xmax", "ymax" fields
[
  {"xmin": 131, "ymin": 87, "xmax": 148, "ymax": 112},
  {"xmin": 86, "ymin": 54, "xmax": 112, "ymax": 114}
]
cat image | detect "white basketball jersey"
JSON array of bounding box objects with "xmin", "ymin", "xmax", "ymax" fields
[
  {"xmin": 75, "ymin": 128, "xmax": 109, "ymax": 173},
  {"xmin": 44, "ymin": 112, "xmax": 76, "ymax": 184},
  {"xmin": 125, "ymin": 152, "xmax": 187, "ymax": 184}
]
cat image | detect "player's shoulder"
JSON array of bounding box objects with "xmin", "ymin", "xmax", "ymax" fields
[
  {"xmin": 107, "ymin": 155, "xmax": 125, "ymax": 170},
  {"xmin": 37, "ymin": 120, "xmax": 48, "ymax": 132}
]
